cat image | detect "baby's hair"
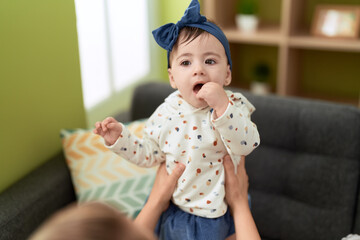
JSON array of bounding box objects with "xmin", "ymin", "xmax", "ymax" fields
[{"xmin": 177, "ymin": 27, "xmax": 207, "ymax": 48}]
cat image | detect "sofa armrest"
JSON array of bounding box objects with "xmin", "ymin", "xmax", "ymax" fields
[{"xmin": 0, "ymin": 153, "xmax": 76, "ymax": 240}]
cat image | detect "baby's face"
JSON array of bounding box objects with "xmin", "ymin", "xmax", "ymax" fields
[{"xmin": 168, "ymin": 33, "xmax": 231, "ymax": 108}]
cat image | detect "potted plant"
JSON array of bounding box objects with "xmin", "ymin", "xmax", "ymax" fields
[
  {"xmin": 250, "ymin": 62, "xmax": 271, "ymax": 95},
  {"xmin": 235, "ymin": 0, "xmax": 259, "ymax": 33}
]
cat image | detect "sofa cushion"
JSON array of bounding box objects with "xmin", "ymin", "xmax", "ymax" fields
[
  {"xmin": 61, "ymin": 119, "xmax": 158, "ymax": 219},
  {"xmin": 243, "ymin": 94, "xmax": 360, "ymax": 240}
]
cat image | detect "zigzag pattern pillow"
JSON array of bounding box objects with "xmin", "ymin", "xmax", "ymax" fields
[{"xmin": 61, "ymin": 120, "xmax": 157, "ymax": 218}]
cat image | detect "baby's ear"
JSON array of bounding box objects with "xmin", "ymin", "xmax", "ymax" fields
[
  {"xmin": 224, "ymin": 65, "xmax": 232, "ymax": 86},
  {"xmin": 168, "ymin": 68, "xmax": 177, "ymax": 89}
]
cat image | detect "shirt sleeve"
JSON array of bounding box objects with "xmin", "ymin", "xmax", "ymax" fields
[
  {"xmin": 106, "ymin": 106, "xmax": 166, "ymax": 168},
  {"xmin": 211, "ymin": 92, "xmax": 260, "ymax": 156}
]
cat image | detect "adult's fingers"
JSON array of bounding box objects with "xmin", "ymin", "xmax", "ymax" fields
[
  {"xmin": 237, "ymin": 156, "xmax": 249, "ymax": 187},
  {"xmin": 223, "ymin": 155, "xmax": 235, "ymax": 174},
  {"xmin": 169, "ymin": 163, "xmax": 185, "ymax": 183},
  {"xmin": 156, "ymin": 162, "xmax": 167, "ymax": 174}
]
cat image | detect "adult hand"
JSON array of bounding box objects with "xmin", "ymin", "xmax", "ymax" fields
[
  {"xmin": 223, "ymin": 155, "xmax": 261, "ymax": 240},
  {"xmin": 147, "ymin": 162, "xmax": 186, "ymax": 213},
  {"xmin": 135, "ymin": 162, "xmax": 185, "ymax": 231},
  {"xmin": 223, "ymin": 155, "xmax": 249, "ymax": 210}
]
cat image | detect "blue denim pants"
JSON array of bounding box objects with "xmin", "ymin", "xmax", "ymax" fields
[{"xmin": 155, "ymin": 201, "xmax": 236, "ymax": 240}]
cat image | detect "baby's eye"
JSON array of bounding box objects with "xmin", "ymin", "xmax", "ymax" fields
[
  {"xmin": 205, "ymin": 59, "xmax": 216, "ymax": 64},
  {"xmin": 180, "ymin": 60, "xmax": 191, "ymax": 66}
]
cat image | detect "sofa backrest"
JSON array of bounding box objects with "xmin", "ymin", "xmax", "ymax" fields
[
  {"xmin": 131, "ymin": 82, "xmax": 360, "ymax": 240},
  {"xmin": 241, "ymin": 91, "xmax": 360, "ymax": 240},
  {"xmin": 131, "ymin": 81, "xmax": 174, "ymax": 121}
]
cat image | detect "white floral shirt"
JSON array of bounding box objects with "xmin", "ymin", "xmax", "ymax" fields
[{"xmin": 108, "ymin": 90, "xmax": 260, "ymax": 218}]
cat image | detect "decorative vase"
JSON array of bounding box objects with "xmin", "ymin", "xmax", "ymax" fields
[
  {"xmin": 236, "ymin": 14, "xmax": 259, "ymax": 33},
  {"xmin": 250, "ymin": 81, "xmax": 270, "ymax": 95}
]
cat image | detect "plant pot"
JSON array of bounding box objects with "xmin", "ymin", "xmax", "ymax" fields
[
  {"xmin": 250, "ymin": 81, "xmax": 270, "ymax": 95},
  {"xmin": 236, "ymin": 14, "xmax": 259, "ymax": 33}
]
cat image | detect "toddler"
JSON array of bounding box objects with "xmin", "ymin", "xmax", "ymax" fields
[{"xmin": 94, "ymin": 0, "xmax": 260, "ymax": 239}]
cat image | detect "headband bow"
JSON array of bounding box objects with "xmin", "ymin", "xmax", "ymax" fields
[
  {"xmin": 152, "ymin": 0, "xmax": 232, "ymax": 69},
  {"xmin": 152, "ymin": 0, "xmax": 206, "ymax": 51}
]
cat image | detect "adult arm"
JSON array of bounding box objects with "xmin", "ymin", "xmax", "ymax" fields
[
  {"xmin": 223, "ymin": 155, "xmax": 261, "ymax": 240},
  {"xmin": 134, "ymin": 162, "xmax": 185, "ymax": 232}
]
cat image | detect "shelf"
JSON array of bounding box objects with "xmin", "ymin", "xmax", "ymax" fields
[
  {"xmin": 203, "ymin": 0, "xmax": 360, "ymax": 107},
  {"xmin": 223, "ymin": 25, "xmax": 283, "ymax": 46},
  {"xmin": 289, "ymin": 33, "xmax": 360, "ymax": 52},
  {"xmin": 224, "ymin": 28, "xmax": 360, "ymax": 52}
]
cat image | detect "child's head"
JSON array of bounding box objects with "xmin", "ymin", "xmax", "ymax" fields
[
  {"xmin": 29, "ymin": 202, "xmax": 156, "ymax": 240},
  {"xmin": 153, "ymin": 0, "xmax": 232, "ymax": 70},
  {"xmin": 152, "ymin": 0, "xmax": 232, "ymax": 108},
  {"xmin": 166, "ymin": 27, "xmax": 232, "ymax": 108}
]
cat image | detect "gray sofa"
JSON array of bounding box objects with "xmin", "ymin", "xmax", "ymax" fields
[{"xmin": 1, "ymin": 82, "xmax": 359, "ymax": 240}]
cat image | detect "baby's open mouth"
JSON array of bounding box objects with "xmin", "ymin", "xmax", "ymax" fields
[{"xmin": 193, "ymin": 83, "xmax": 204, "ymax": 94}]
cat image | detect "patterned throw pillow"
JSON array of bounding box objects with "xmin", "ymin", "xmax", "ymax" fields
[{"xmin": 60, "ymin": 120, "xmax": 157, "ymax": 218}]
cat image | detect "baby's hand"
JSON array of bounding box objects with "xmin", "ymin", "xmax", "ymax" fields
[
  {"xmin": 93, "ymin": 117, "xmax": 122, "ymax": 146},
  {"xmin": 196, "ymin": 82, "xmax": 228, "ymax": 118}
]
